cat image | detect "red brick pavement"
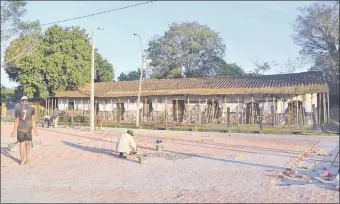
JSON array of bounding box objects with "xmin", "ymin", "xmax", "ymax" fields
[{"xmin": 1, "ymin": 125, "xmax": 339, "ymax": 203}]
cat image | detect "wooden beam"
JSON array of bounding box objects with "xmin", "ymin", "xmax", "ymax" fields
[
  {"xmin": 271, "ymin": 105, "xmax": 274, "ymax": 126},
  {"xmin": 237, "ymin": 95, "xmax": 239, "ymax": 126},
  {"xmin": 52, "ymin": 98, "xmax": 54, "ymax": 115},
  {"xmin": 198, "ymin": 96, "xmax": 201, "ymax": 124},
  {"xmin": 224, "ymin": 96, "xmax": 227, "ymax": 123},
  {"xmin": 111, "ymin": 99, "xmax": 113, "ymax": 121},
  {"xmin": 118, "ymin": 98, "xmax": 121, "ymax": 124},
  {"xmin": 144, "ymin": 97, "xmax": 147, "ymax": 122},
  {"xmin": 323, "ymin": 92, "xmax": 326, "ymax": 124},
  {"xmin": 251, "ymin": 95, "xmax": 254, "ymax": 124},
  {"xmin": 165, "ymin": 96, "xmax": 168, "ymax": 127},
  {"xmin": 205, "ymin": 97, "xmax": 208, "ymax": 123},
  {"xmin": 81, "ymin": 99, "xmax": 83, "ymax": 115},
  {"xmin": 127, "ymin": 98, "xmax": 130, "ymax": 122},
  {"xmin": 312, "ymin": 104, "xmax": 316, "ymax": 127},
  {"xmin": 280, "ymin": 97, "xmax": 283, "ymax": 124},
  {"xmin": 187, "ymin": 96, "xmax": 190, "ymax": 124},
  {"xmin": 176, "ymin": 96, "xmax": 179, "ymax": 123},
  {"xmin": 318, "ymin": 93, "xmax": 321, "ymax": 125},
  {"xmin": 227, "ymin": 107, "xmax": 230, "ymax": 132},
  {"xmin": 155, "ymin": 96, "xmax": 158, "ymax": 122},
  {"xmin": 296, "ymin": 98, "xmax": 299, "ymax": 126},
  {"xmin": 327, "ymin": 92, "xmax": 330, "ymax": 124},
  {"xmin": 273, "ymin": 95, "xmax": 276, "ymax": 125},
  {"xmin": 241, "ymin": 95, "xmax": 245, "ymax": 124}
]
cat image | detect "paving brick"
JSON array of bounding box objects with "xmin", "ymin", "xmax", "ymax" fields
[{"xmin": 1, "ymin": 125, "xmax": 339, "ymax": 203}]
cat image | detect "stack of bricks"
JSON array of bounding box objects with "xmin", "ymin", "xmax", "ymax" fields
[{"xmin": 271, "ymin": 140, "xmax": 320, "ymax": 185}]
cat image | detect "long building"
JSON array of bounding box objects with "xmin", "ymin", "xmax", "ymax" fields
[{"xmin": 52, "ymin": 71, "xmax": 330, "ymax": 126}]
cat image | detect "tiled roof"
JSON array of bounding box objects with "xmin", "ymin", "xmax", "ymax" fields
[{"xmin": 55, "ymin": 71, "xmax": 329, "ymax": 98}]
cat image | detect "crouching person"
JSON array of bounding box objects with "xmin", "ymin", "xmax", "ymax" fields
[{"xmin": 116, "ymin": 130, "xmax": 137, "ymax": 158}]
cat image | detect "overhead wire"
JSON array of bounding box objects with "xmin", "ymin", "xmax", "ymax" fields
[
  {"xmin": 1, "ymin": 0, "xmax": 157, "ymax": 66},
  {"xmin": 1, "ymin": 1, "xmax": 157, "ymax": 33}
]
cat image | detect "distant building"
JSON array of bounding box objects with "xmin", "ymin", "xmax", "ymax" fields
[{"xmin": 53, "ymin": 71, "xmax": 330, "ymax": 126}]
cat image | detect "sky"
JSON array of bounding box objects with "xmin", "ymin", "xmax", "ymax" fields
[{"xmin": 1, "ymin": 0, "xmax": 315, "ymax": 88}]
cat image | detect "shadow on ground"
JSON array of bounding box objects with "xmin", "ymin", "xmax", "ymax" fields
[
  {"xmin": 61, "ymin": 141, "xmax": 138, "ymax": 163},
  {"xmin": 0, "ymin": 147, "xmax": 20, "ymax": 164}
]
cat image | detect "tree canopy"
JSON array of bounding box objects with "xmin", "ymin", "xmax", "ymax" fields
[
  {"xmin": 118, "ymin": 69, "xmax": 145, "ymax": 81},
  {"xmin": 213, "ymin": 57, "xmax": 245, "ymax": 77},
  {"xmin": 293, "ymin": 1, "xmax": 339, "ymax": 84},
  {"xmin": 146, "ymin": 22, "xmax": 226, "ymax": 79},
  {"xmin": 293, "ymin": 1, "xmax": 339, "ymax": 104},
  {"xmin": 1, "ymin": 1, "xmax": 40, "ymax": 46},
  {"xmin": 3, "ymin": 25, "xmax": 114, "ymax": 99}
]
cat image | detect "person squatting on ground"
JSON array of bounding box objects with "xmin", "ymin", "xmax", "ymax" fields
[
  {"xmin": 11, "ymin": 96, "xmax": 38, "ymax": 165},
  {"xmin": 116, "ymin": 130, "xmax": 137, "ymax": 158}
]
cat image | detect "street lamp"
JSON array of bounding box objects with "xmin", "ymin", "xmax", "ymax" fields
[
  {"xmin": 90, "ymin": 27, "xmax": 104, "ymax": 132},
  {"xmin": 133, "ymin": 33, "xmax": 144, "ymax": 128}
]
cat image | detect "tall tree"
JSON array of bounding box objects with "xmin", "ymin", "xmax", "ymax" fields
[
  {"xmin": 3, "ymin": 25, "xmax": 114, "ymax": 98},
  {"xmin": 118, "ymin": 69, "xmax": 145, "ymax": 81},
  {"xmin": 293, "ymin": 1, "xmax": 339, "ymax": 102},
  {"xmin": 147, "ymin": 22, "xmax": 226, "ymax": 79},
  {"xmin": 213, "ymin": 57, "xmax": 245, "ymax": 76},
  {"xmin": 0, "ymin": 84, "xmax": 14, "ymax": 103},
  {"xmin": 1, "ymin": 0, "xmax": 27, "ymax": 43},
  {"xmin": 95, "ymin": 52, "xmax": 114, "ymax": 82},
  {"xmin": 1, "ymin": 1, "xmax": 40, "ymax": 45}
]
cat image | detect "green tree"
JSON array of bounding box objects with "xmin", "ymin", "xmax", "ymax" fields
[
  {"xmin": 147, "ymin": 22, "xmax": 226, "ymax": 79},
  {"xmin": 213, "ymin": 57, "xmax": 245, "ymax": 76},
  {"xmin": 1, "ymin": 0, "xmax": 27, "ymax": 43},
  {"xmin": 0, "ymin": 84, "xmax": 14, "ymax": 103},
  {"xmin": 293, "ymin": 1, "xmax": 339, "ymax": 105},
  {"xmin": 95, "ymin": 52, "xmax": 114, "ymax": 82},
  {"xmin": 118, "ymin": 69, "xmax": 145, "ymax": 81},
  {"xmin": 3, "ymin": 25, "xmax": 114, "ymax": 98},
  {"xmin": 1, "ymin": 1, "xmax": 40, "ymax": 46}
]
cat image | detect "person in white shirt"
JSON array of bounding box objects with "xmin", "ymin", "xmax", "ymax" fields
[{"xmin": 116, "ymin": 130, "xmax": 137, "ymax": 158}]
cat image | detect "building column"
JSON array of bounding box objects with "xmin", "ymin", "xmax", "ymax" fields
[{"xmin": 303, "ymin": 93, "xmax": 312, "ymax": 125}]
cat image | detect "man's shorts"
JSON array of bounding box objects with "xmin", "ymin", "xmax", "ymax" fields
[{"xmin": 17, "ymin": 131, "xmax": 32, "ymax": 143}]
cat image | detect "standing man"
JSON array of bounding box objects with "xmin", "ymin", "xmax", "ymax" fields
[{"xmin": 11, "ymin": 96, "xmax": 38, "ymax": 165}]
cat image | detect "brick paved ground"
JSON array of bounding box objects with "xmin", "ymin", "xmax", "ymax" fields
[{"xmin": 1, "ymin": 125, "xmax": 339, "ymax": 203}]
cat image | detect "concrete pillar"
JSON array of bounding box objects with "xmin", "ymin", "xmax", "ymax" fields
[
  {"xmin": 222, "ymin": 96, "xmax": 226, "ymax": 119},
  {"xmin": 303, "ymin": 93, "xmax": 312, "ymax": 125}
]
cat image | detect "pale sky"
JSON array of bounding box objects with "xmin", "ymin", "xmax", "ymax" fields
[{"xmin": 1, "ymin": 1, "xmax": 315, "ymax": 88}]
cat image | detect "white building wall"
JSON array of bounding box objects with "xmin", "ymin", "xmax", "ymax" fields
[{"xmin": 57, "ymin": 93, "xmax": 316, "ymax": 114}]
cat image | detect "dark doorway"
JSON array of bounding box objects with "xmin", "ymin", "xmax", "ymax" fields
[
  {"xmin": 116, "ymin": 102, "xmax": 125, "ymax": 122},
  {"xmin": 172, "ymin": 100, "xmax": 185, "ymax": 122},
  {"xmin": 285, "ymin": 101, "xmax": 304, "ymax": 125},
  {"xmin": 143, "ymin": 101, "xmax": 153, "ymax": 118},
  {"xmin": 68, "ymin": 101, "xmax": 75, "ymax": 111},
  {"xmin": 246, "ymin": 102, "xmax": 260, "ymax": 124},
  {"xmin": 206, "ymin": 100, "xmax": 220, "ymax": 123}
]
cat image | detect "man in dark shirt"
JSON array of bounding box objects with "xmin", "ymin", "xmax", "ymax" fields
[{"xmin": 11, "ymin": 96, "xmax": 38, "ymax": 165}]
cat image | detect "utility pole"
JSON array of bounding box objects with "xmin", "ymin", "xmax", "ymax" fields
[
  {"xmin": 90, "ymin": 27, "xmax": 103, "ymax": 132},
  {"xmin": 133, "ymin": 33, "xmax": 143, "ymax": 127}
]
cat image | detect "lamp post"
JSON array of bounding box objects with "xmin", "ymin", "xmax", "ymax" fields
[
  {"xmin": 90, "ymin": 27, "xmax": 104, "ymax": 132},
  {"xmin": 133, "ymin": 33, "xmax": 144, "ymax": 128}
]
